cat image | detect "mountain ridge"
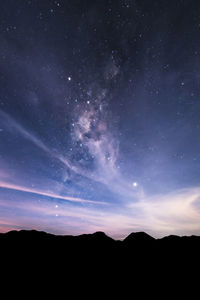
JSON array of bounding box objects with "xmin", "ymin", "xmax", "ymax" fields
[
  {"xmin": 1, "ymin": 229, "xmax": 200, "ymax": 279},
  {"xmin": 0, "ymin": 229, "xmax": 200, "ymax": 241}
]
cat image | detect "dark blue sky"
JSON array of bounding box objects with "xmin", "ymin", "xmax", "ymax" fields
[{"xmin": 1, "ymin": 0, "xmax": 200, "ymax": 238}]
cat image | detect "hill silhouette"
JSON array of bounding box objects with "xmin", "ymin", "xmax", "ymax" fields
[
  {"xmin": 1, "ymin": 229, "xmax": 199, "ymax": 295},
  {"xmin": 1, "ymin": 228, "xmax": 199, "ymax": 281},
  {"xmin": 1, "ymin": 229, "xmax": 200, "ymax": 257},
  {"xmin": 123, "ymin": 231, "xmax": 155, "ymax": 243},
  {"xmin": 1, "ymin": 228, "xmax": 200, "ymax": 245}
]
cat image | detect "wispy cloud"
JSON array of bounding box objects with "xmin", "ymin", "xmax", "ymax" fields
[
  {"xmin": 126, "ymin": 187, "xmax": 200, "ymax": 236},
  {"xmin": 0, "ymin": 181, "xmax": 107, "ymax": 205},
  {"xmin": 0, "ymin": 108, "xmax": 148, "ymax": 206},
  {"xmin": 0, "ymin": 109, "xmax": 114, "ymax": 185},
  {"xmin": 0, "ymin": 109, "xmax": 50, "ymax": 153},
  {"xmin": 1, "ymin": 181, "xmax": 200, "ymax": 238}
]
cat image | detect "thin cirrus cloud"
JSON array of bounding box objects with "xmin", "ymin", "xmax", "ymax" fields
[
  {"xmin": 0, "ymin": 109, "xmax": 117, "ymax": 186},
  {"xmin": 0, "ymin": 109, "xmax": 75, "ymax": 171},
  {"xmin": 0, "ymin": 181, "xmax": 107, "ymax": 205},
  {"xmin": 0, "ymin": 108, "xmax": 133, "ymax": 198},
  {"xmin": 126, "ymin": 187, "xmax": 200, "ymax": 236},
  {"xmin": 1, "ymin": 179, "xmax": 200, "ymax": 238}
]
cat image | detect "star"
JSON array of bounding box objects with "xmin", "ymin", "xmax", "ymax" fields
[{"xmin": 132, "ymin": 182, "xmax": 138, "ymax": 187}]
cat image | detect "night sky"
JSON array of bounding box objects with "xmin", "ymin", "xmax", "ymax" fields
[{"xmin": 1, "ymin": 0, "xmax": 200, "ymax": 238}]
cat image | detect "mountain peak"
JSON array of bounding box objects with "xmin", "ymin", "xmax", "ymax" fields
[{"xmin": 123, "ymin": 232, "xmax": 155, "ymax": 243}]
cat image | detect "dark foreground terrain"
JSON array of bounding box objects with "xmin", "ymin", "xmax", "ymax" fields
[
  {"xmin": 1, "ymin": 230, "xmax": 199, "ymax": 295},
  {"xmin": 1, "ymin": 229, "xmax": 200, "ymax": 265}
]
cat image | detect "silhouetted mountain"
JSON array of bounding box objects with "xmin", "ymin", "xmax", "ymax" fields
[
  {"xmin": 123, "ymin": 231, "xmax": 155, "ymax": 244},
  {"xmin": 1, "ymin": 229, "xmax": 200, "ymax": 256},
  {"xmin": 1, "ymin": 229, "xmax": 55, "ymax": 240},
  {"xmin": 1, "ymin": 229, "xmax": 200, "ymax": 245},
  {"xmin": 74, "ymin": 231, "xmax": 115, "ymax": 244},
  {"xmin": 1, "ymin": 229, "xmax": 199, "ymax": 295}
]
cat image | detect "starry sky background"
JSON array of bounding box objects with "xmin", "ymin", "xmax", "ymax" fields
[{"xmin": 1, "ymin": 0, "xmax": 200, "ymax": 238}]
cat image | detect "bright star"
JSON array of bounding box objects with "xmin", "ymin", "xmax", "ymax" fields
[
  {"xmin": 133, "ymin": 182, "xmax": 138, "ymax": 187},
  {"xmin": 68, "ymin": 76, "xmax": 71, "ymax": 81}
]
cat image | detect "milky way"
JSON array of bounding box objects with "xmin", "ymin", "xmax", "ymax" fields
[{"xmin": 1, "ymin": 0, "xmax": 200, "ymax": 238}]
